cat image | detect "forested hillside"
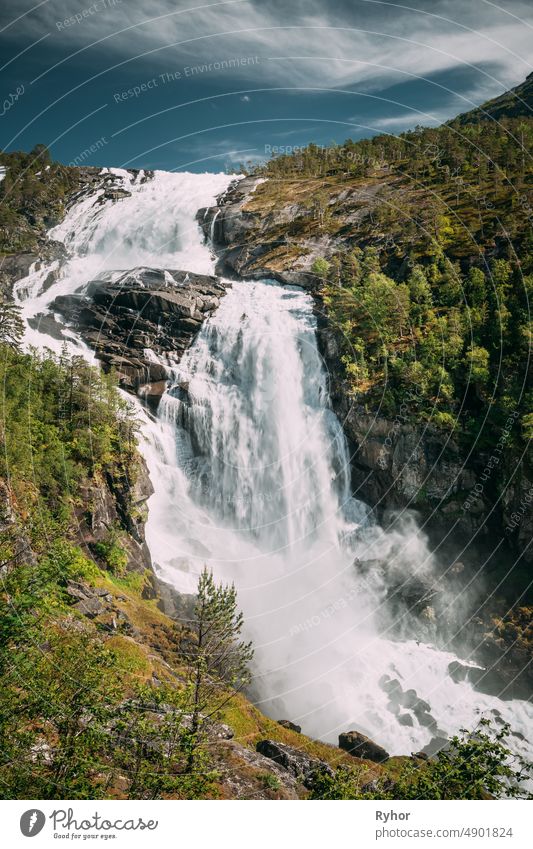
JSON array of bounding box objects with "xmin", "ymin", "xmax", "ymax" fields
[
  {"xmin": 251, "ymin": 115, "xmax": 533, "ymax": 444},
  {"xmin": 0, "ymin": 145, "xmax": 79, "ymax": 255}
]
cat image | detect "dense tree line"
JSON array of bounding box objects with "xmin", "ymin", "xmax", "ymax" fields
[
  {"xmin": 0, "ymin": 145, "xmax": 79, "ymax": 253},
  {"xmin": 317, "ymin": 247, "xmax": 532, "ymax": 445}
]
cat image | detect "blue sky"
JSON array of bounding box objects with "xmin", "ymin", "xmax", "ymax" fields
[{"xmin": 1, "ymin": 0, "xmax": 533, "ymax": 172}]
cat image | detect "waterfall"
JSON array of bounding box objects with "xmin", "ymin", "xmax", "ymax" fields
[
  {"xmin": 209, "ymin": 209, "xmax": 221, "ymax": 244},
  {"xmin": 14, "ymin": 168, "xmax": 232, "ymax": 353},
  {"xmin": 13, "ymin": 168, "xmax": 533, "ymax": 760},
  {"xmin": 145, "ymin": 277, "xmax": 533, "ymax": 755}
]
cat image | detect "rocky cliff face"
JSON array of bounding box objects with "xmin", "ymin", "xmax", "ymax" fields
[
  {"xmin": 321, "ymin": 319, "xmax": 533, "ymax": 561},
  {"xmin": 54, "ymin": 267, "xmax": 229, "ymax": 405},
  {"xmin": 75, "ymin": 454, "xmax": 157, "ymax": 593},
  {"xmin": 201, "ymin": 174, "xmax": 362, "ymax": 287}
]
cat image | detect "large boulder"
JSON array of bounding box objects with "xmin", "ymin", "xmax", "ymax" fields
[
  {"xmin": 338, "ymin": 730, "xmax": 389, "ymax": 763},
  {"xmin": 215, "ymin": 741, "xmax": 301, "ymax": 799},
  {"xmin": 53, "ymin": 267, "xmax": 229, "ymax": 402},
  {"xmin": 277, "ymin": 719, "xmax": 302, "ymax": 734}
]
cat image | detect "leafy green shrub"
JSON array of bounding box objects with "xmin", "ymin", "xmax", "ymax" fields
[
  {"xmin": 93, "ymin": 530, "xmax": 129, "ymax": 577},
  {"xmin": 310, "ymin": 721, "xmax": 532, "ymax": 800},
  {"xmin": 311, "ymin": 257, "xmax": 330, "ymax": 277},
  {"xmin": 260, "ymin": 772, "xmax": 281, "ymax": 790}
]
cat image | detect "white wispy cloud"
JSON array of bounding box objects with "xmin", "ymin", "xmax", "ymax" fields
[{"xmin": 3, "ymin": 0, "xmax": 533, "ymax": 103}]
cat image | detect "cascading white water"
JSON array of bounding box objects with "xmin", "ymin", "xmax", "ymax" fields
[
  {"xmin": 145, "ymin": 278, "xmax": 533, "ymax": 756},
  {"xmin": 14, "ymin": 168, "xmax": 232, "ymax": 352},
  {"xmin": 13, "ymin": 168, "xmax": 532, "ymax": 761}
]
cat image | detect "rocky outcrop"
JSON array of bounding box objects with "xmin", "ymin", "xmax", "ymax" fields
[
  {"xmin": 379, "ymin": 675, "xmax": 445, "ymax": 738},
  {"xmin": 156, "ymin": 579, "xmax": 196, "ymax": 624},
  {"xmin": 199, "ymin": 176, "xmax": 332, "ymax": 288},
  {"xmin": 255, "ymin": 739, "xmax": 333, "ymax": 789},
  {"xmin": 64, "ymin": 579, "xmax": 144, "ymax": 636},
  {"xmin": 277, "ymin": 719, "xmax": 302, "ymax": 733},
  {"xmin": 0, "ymin": 166, "xmax": 135, "ymax": 300},
  {"xmin": 213, "ymin": 740, "xmax": 302, "ymax": 799},
  {"xmin": 322, "ymin": 348, "xmax": 533, "ymax": 566},
  {"xmin": 53, "ymin": 267, "xmax": 229, "ymax": 401},
  {"xmin": 327, "ymin": 398, "xmax": 482, "ymax": 539},
  {"xmin": 0, "ymin": 242, "xmax": 66, "ymax": 300},
  {"xmin": 338, "ymin": 730, "xmax": 390, "ymax": 763},
  {"xmin": 457, "ymin": 606, "xmax": 533, "ymax": 701}
]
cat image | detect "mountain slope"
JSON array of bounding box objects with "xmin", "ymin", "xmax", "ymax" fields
[{"xmin": 454, "ymin": 72, "xmax": 533, "ymax": 124}]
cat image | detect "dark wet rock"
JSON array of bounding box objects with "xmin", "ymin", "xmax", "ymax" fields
[
  {"xmin": 137, "ymin": 380, "xmax": 168, "ymax": 403},
  {"xmin": 277, "ymin": 719, "xmax": 302, "ymax": 734},
  {"xmin": 490, "ymin": 708, "xmax": 505, "ymax": 725},
  {"xmin": 156, "ymin": 580, "xmax": 196, "ymax": 624},
  {"xmin": 421, "ymin": 736, "xmax": 449, "ymax": 757},
  {"xmin": 353, "ymin": 557, "xmax": 384, "ymax": 575},
  {"xmin": 101, "ymin": 188, "xmax": 131, "ymax": 202},
  {"xmin": 379, "ymin": 676, "xmax": 403, "ymax": 700},
  {"xmin": 381, "ymin": 676, "xmax": 434, "ymax": 718},
  {"xmin": 467, "ymin": 609, "xmax": 533, "ymax": 701},
  {"xmin": 447, "ymin": 657, "xmax": 525, "ymax": 700},
  {"xmin": 397, "ymin": 713, "xmax": 414, "ymax": 727},
  {"xmin": 401, "ymin": 690, "xmax": 431, "ymax": 713},
  {"xmin": 465, "ymin": 666, "xmax": 512, "ymax": 698},
  {"xmin": 415, "ymin": 711, "xmax": 438, "ymax": 732},
  {"xmin": 256, "ymin": 739, "xmax": 332, "ymax": 789},
  {"xmin": 399, "ymin": 688, "xmax": 418, "ymax": 708},
  {"xmin": 387, "ymin": 576, "xmax": 441, "ymax": 618},
  {"xmin": 0, "ymin": 242, "xmax": 66, "ymax": 300},
  {"xmin": 0, "ymin": 252, "xmax": 37, "ymax": 298},
  {"xmin": 198, "ymin": 177, "xmax": 261, "ymax": 247},
  {"xmin": 53, "ymin": 267, "xmax": 229, "ymax": 401},
  {"xmin": 381, "ymin": 679, "xmax": 433, "ymax": 718},
  {"xmin": 338, "ymin": 730, "xmax": 389, "ymax": 763},
  {"xmin": 448, "ymin": 660, "xmax": 474, "ymax": 683}
]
